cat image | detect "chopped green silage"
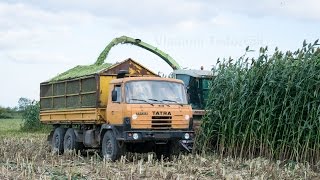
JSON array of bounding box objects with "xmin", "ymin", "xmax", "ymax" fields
[{"xmin": 50, "ymin": 63, "xmax": 112, "ymax": 82}]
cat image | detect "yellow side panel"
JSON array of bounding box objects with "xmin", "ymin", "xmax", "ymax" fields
[
  {"xmin": 99, "ymin": 76, "xmax": 116, "ymax": 107},
  {"xmin": 40, "ymin": 108, "xmax": 106, "ymax": 124}
]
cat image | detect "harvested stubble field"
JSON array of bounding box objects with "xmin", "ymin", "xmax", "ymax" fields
[{"xmin": 0, "ymin": 119, "xmax": 319, "ymax": 179}]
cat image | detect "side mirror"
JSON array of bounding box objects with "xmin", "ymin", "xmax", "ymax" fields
[{"xmin": 112, "ymin": 90, "xmax": 117, "ymax": 102}]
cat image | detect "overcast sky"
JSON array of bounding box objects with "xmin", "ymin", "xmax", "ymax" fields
[{"xmin": 0, "ymin": 0, "xmax": 319, "ymax": 107}]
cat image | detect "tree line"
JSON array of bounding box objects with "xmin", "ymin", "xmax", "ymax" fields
[{"xmin": 0, "ymin": 97, "xmax": 33, "ymax": 119}]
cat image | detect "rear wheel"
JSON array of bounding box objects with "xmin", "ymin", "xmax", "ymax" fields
[
  {"xmin": 101, "ymin": 131, "xmax": 120, "ymax": 161},
  {"xmin": 64, "ymin": 128, "xmax": 82, "ymax": 153},
  {"xmin": 52, "ymin": 127, "xmax": 66, "ymax": 154}
]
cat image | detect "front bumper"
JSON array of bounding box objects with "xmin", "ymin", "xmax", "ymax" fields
[{"xmin": 122, "ymin": 130, "xmax": 194, "ymax": 142}]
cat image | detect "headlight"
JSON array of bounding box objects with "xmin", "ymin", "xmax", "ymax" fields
[
  {"xmin": 184, "ymin": 114, "xmax": 190, "ymax": 120},
  {"xmin": 133, "ymin": 133, "xmax": 139, "ymax": 140},
  {"xmin": 184, "ymin": 133, "xmax": 190, "ymax": 140},
  {"xmin": 132, "ymin": 114, "xmax": 138, "ymax": 120}
]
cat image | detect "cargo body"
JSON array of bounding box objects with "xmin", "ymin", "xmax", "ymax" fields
[
  {"xmin": 40, "ymin": 59, "xmax": 194, "ymax": 161},
  {"xmin": 40, "ymin": 75, "xmax": 115, "ymax": 124}
]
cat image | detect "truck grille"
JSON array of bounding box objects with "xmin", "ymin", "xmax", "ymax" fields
[{"xmin": 151, "ymin": 116, "xmax": 172, "ymax": 129}]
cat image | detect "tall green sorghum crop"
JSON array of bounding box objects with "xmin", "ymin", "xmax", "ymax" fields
[{"xmin": 197, "ymin": 40, "xmax": 320, "ymax": 165}]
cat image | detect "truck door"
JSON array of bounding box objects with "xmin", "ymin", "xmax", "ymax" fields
[{"xmin": 106, "ymin": 84, "xmax": 123, "ymax": 125}]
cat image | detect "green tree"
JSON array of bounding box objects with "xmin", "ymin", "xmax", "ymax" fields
[
  {"xmin": 21, "ymin": 101, "xmax": 43, "ymax": 131},
  {"xmin": 18, "ymin": 97, "xmax": 32, "ymax": 111},
  {"xmin": 0, "ymin": 106, "xmax": 13, "ymax": 119}
]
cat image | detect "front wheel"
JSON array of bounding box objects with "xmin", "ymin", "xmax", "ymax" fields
[{"xmin": 101, "ymin": 131, "xmax": 120, "ymax": 161}]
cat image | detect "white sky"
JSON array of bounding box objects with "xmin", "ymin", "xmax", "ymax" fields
[{"xmin": 0, "ymin": 0, "xmax": 319, "ymax": 107}]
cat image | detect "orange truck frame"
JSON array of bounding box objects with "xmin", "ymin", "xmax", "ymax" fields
[{"xmin": 40, "ymin": 69, "xmax": 194, "ymax": 161}]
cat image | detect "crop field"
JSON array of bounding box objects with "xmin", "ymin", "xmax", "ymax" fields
[
  {"xmin": 197, "ymin": 42, "xmax": 320, "ymax": 176},
  {"xmin": 0, "ymin": 119, "xmax": 319, "ymax": 179}
]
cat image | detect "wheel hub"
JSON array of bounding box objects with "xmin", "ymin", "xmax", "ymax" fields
[
  {"xmin": 54, "ymin": 135, "xmax": 60, "ymax": 147},
  {"xmin": 106, "ymin": 139, "xmax": 113, "ymax": 156},
  {"xmin": 66, "ymin": 136, "xmax": 72, "ymax": 149}
]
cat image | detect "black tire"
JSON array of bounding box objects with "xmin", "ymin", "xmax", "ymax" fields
[
  {"xmin": 64, "ymin": 128, "xmax": 82, "ymax": 153},
  {"xmin": 101, "ymin": 131, "xmax": 120, "ymax": 161},
  {"xmin": 52, "ymin": 127, "xmax": 66, "ymax": 154}
]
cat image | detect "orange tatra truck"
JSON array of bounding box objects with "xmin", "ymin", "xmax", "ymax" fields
[{"xmin": 40, "ymin": 69, "xmax": 194, "ymax": 161}]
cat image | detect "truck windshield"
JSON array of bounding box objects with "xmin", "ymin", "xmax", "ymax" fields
[{"xmin": 125, "ymin": 81, "xmax": 188, "ymax": 104}]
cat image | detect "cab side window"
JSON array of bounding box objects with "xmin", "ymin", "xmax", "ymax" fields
[{"xmin": 113, "ymin": 85, "xmax": 121, "ymax": 102}]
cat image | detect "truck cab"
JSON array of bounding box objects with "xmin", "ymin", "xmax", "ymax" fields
[{"xmin": 102, "ymin": 77, "xmax": 194, "ymax": 160}]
